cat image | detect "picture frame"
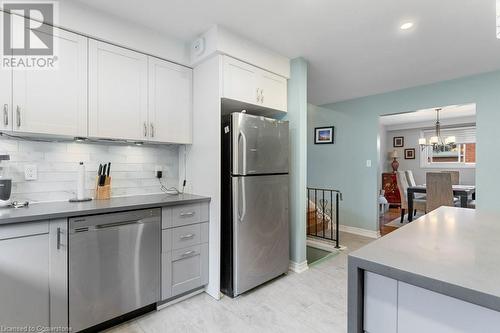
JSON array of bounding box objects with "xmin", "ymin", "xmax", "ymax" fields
[
  {"xmin": 404, "ymin": 148, "xmax": 416, "ymax": 160},
  {"xmin": 393, "ymin": 136, "xmax": 404, "ymax": 147},
  {"xmin": 314, "ymin": 126, "xmax": 334, "ymax": 144}
]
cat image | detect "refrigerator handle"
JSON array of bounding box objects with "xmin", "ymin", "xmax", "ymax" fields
[
  {"xmin": 239, "ymin": 177, "xmax": 247, "ymax": 222},
  {"xmin": 238, "ymin": 130, "xmax": 247, "ymax": 174}
]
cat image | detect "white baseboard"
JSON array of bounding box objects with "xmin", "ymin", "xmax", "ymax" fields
[
  {"xmin": 340, "ymin": 224, "xmax": 381, "ymax": 239},
  {"xmin": 289, "ymin": 260, "xmax": 309, "ymax": 273}
]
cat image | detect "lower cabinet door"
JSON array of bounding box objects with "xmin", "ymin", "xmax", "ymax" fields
[
  {"xmin": 363, "ymin": 272, "xmax": 398, "ymax": 333},
  {"xmin": 161, "ymin": 252, "xmax": 173, "ymax": 300},
  {"xmin": 0, "ymin": 233, "xmax": 50, "ymax": 327},
  {"xmin": 171, "ymin": 243, "xmax": 208, "ymax": 297},
  {"xmin": 398, "ymin": 282, "xmax": 500, "ymax": 333}
]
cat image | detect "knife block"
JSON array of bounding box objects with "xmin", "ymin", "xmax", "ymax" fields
[{"xmin": 95, "ymin": 176, "xmax": 111, "ymax": 200}]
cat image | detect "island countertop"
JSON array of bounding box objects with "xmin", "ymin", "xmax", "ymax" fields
[
  {"xmin": 348, "ymin": 206, "xmax": 500, "ymax": 331},
  {"xmin": 0, "ymin": 193, "xmax": 210, "ymax": 225}
]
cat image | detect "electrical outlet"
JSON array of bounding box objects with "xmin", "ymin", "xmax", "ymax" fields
[{"xmin": 24, "ymin": 164, "xmax": 38, "ymax": 180}]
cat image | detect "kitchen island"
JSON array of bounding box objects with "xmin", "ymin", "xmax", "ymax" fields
[{"xmin": 348, "ymin": 207, "xmax": 500, "ymax": 333}]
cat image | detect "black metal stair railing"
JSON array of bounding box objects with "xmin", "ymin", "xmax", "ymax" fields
[{"xmin": 307, "ymin": 187, "xmax": 342, "ymax": 248}]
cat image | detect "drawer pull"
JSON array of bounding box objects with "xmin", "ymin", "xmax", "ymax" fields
[
  {"xmin": 180, "ymin": 233, "xmax": 195, "ymax": 240},
  {"xmin": 180, "ymin": 212, "xmax": 195, "ymax": 217},
  {"xmin": 181, "ymin": 250, "xmax": 197, "ymax": 257}
]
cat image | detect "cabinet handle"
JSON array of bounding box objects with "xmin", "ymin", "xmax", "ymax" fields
[
  {"xmin": 181, "ymin": 250, "xmax": 197, "ymax": 257},
  {"xmin": 16, "ymin": 106, "xmax": 21, "ymax": 127},
  {"xmin": 180, "ymin": 211, "xmax": 195, "ymax": 217},
  {"xmin": 3, "ymin": 104, "xmax": 8, "ymax": 126},
  {"xmin": 143, "ymin": 122, "xmax": 148, "ymax": 137},
  {"xmin": 56, "ymin": 227, "xmax": 61, "ymax": 250},
  {"xmin": 180, "ymin": 233, "xmax": 195, "ymax": 240},
  {"xmin": 150, "ymin": 123, "xmax": 154, "ymax": 138},
  {"xmin": 260, "ymin": 89, "xmax": 264, "ymax": 104},
  {"xmin": 256, "ymin": 88, "xmax": 260, "ymax": 103}
]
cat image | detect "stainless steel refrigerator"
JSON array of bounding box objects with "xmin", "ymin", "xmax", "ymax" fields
[{"xmin": 221, "ymin": 112, "xmax": 289, "ymax": 297}]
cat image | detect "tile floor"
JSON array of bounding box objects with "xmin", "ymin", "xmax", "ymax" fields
[{"xmin": 107, "ymin": 232, "xmax": 373, "ymax": 333}]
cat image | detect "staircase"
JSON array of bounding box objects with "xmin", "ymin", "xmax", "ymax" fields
[{"xmin": 307, "ymin": 188, "xmax": 341, "ymax": 248}]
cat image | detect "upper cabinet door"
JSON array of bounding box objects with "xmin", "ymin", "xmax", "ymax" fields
[
  {"xmin": 0, "ymin": 66, "xmax": 11, "ymax": 132},
  {"xmin": 12, "ymin": 26, "xmax": 87, "ymax": 136},
  {"xmin": 0, "ymin": 12, "xmax": 12, "ymax": 132},
  {"xmin": 259, "ymin": 71, "xmax": 287, "ymax": 112},
  {"xmin": 89, "ymin": 40, "xmax": 148, "ymax": 141},
  {"xmin": 222, "ymin": 56, "xmax": 260, "ymax": 105},
  {"xmin": 222, "ymin": 56, "xmax": 288, "ymax": 113},
  {"xmin": 148, "ymin": 57, "xmax": 193, "ymax": 144}
]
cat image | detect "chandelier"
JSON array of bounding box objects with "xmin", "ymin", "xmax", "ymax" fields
[{"xmin": 418, "ymin": 108, "xmax": 456, "ymax": 151}]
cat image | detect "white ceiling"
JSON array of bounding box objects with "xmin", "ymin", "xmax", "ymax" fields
[
  {"xmin": 70, "ymin": 0, "xmax": 500, "ymax": 105},
  {"xmin": 380, "ymin": 104, "xmax": 476, "ymax": 127}
]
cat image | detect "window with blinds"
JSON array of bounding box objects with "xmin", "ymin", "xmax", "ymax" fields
[{"xmin": 420, "ymin": 126, "xmax": 476, "ymax": 168}]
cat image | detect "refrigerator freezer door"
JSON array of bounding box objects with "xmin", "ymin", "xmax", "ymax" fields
[
  {"xmin": 232, "ymin": 174, "xmax": 289, "ymax": 296},
  {"xmin": 232, "ymin": 113, "xmax": 289, "ymax": 175}
]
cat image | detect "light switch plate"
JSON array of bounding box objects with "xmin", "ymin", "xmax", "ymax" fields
[
  {"xmin": 24, "ymin": 164, "xmax": 38, "ymax": 180},
  {"xmin": 366, "ymin": 160, "xmax": 372, "ymax": 168}
]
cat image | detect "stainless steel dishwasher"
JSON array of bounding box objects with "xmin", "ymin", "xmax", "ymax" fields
[{"xmin": 69, "ymin": 208, "xmax": 160, "ymax": 332}]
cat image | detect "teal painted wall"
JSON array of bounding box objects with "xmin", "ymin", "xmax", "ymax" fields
[
  {"xmin": 309, "ymin": 70, "xmax": 500, "ymax": 231},
  {"xmin": 286, "ymin": 58, "xmax": 308, "ymax": 264}
]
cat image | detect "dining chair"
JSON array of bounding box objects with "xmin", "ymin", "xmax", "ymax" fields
[
  {"xmin": 397, "ymin": 171, "xmax": 426, "ymax": 223},
  {"xmin": 426, "ymin": 172, "xmax": 455, "ymax": 212},
  {"xmin": 441, "ymin": 170, "xmax": 460, "ymax": 185},
  {"xmin": 405, "ymin": 170, "xmax": 426, "ymax": 202},
  {"xmin": 405, "ymin": 170, "xmax": 417, "ymax": 187}
]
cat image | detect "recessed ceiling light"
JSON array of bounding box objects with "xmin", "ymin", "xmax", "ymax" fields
[{"xmin": 400, "ymin": 22, "xmax": 414, "ymax": 30}]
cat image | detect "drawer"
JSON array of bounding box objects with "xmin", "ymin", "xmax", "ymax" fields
[
  {"xmin": 162, "ymin": 202, "xmax": 209, "ymax": 229},
  {"xmin": 171, "ymin": 243, "xmax": 209, "ymax": 297},
  {"xmin": 162, "ymin": 223, "xmax": 208, "ymax": 252},
  {"xmin": 171, "ymin": 202, "xmax": 209, "ymax": 228},
  {"xmin": 0, "ymin": 221, "xmax": 49, "ymax": 241},
  {"xmin": 171, "ymin": 224, "xmax": 201, "ymax": 250}
]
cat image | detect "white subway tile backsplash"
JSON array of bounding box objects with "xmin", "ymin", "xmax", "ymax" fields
[{"xmin": 0, "ymin": 137, "xmax": 179, "ymax": 203}]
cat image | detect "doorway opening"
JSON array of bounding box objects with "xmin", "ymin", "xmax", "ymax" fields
[{"xmin": 378, "ymin": 104, "xmax": 477, "ymax": 235}]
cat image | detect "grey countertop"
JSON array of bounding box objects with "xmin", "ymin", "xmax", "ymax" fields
[
  {"xmin": 349, "ymin": 206, "xmax": 500, "ymax": 314},
  {"xmin": 0, "ymin": 193, "xmax": 210, "ymax": 225}
]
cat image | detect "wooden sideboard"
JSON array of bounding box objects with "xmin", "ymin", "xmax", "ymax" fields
[{"xmin": 382, "ymin": 173, "xmax": 401, "ymax": 206}]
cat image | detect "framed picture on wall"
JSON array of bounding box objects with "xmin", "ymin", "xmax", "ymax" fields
[
  {"xmin": 314, "ymin": 126, "xmax": 334, "ymax": 144},
  {"xmin": 393, "ymin": 136, "xmax": 404, "ymax": 147},
  {"xmin": 405, "ymin": 148, "xmax": 416, "ymax": 159}
]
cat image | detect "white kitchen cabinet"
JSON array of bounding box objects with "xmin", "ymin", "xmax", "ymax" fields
[
  {"xmin": 398, "ymin": 281, "xmax": 500, "ymax": 333},
  {"xmin": 89, "ymin": 40, "xmax": 148, "ymax": 141},
  {"xmin": 49, "ymin": 219, "xmax": 69, "ymax": 328},
  {"xmin": 0, "ymin": 222, "xmax": 50, "ymax": 327},
  {"xmin": 259, "ymin": 70, "xmax": 287, "ymax": 111},
  {"xmin": 0, "ymin": 220, "xmax": 69, "ymax": 329},
  {"xmin": 12, "ymin": 26, "xmax": 87, "ymax": 137},
  {"xmin": 222, "ymin": 56, "xmax": 287, "ymax": 112},
  {"xmin": 148, "ymin": 57, "xmax": 192, "ymax": 143},
  {"xmin": 223, "ymin": 56, "xmax": 260, "ymax": 105},
  {"xmin": 0, "ymin": 66, "xmax": 11, "ymax": 131},
  {"xmin": 363, "ymin": 271, "xmax": 398, "ymax": 333},
  {"xmin": 161, "ymin": 203, "xmax": 209, "ymax": 302},
  {"xmin": 0, "ymin": 12, "xmax": 12, "ymax": 132}
]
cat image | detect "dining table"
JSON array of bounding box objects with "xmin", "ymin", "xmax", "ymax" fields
[{"xmin": 407, "ymin": 185, "xmax": 476, "ymax": 222}]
